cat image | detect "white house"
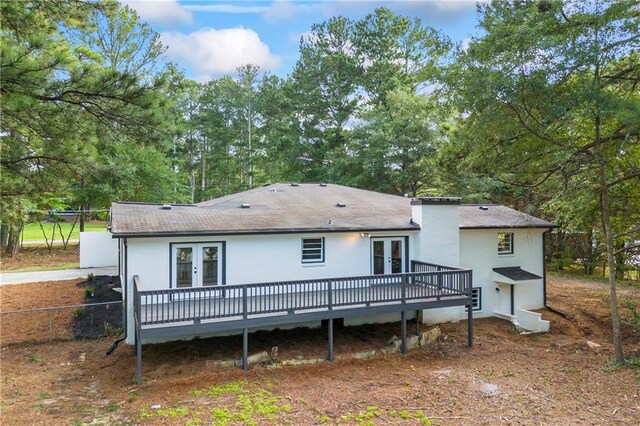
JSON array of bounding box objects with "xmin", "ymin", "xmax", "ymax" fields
[{"xmin": 109, "ymin": 183, "xmax": 555, "ymax": 385}]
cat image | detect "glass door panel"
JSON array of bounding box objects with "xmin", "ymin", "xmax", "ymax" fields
[
  {"xmin": 373, "ymin": 241, "xmax": 385, "ymax": 275},
  {"xmin": 176, "ymin": 247, "xmax": 193, "ymax": 288},
  {"xmin": 201, "ymin": 246, "xmax": 219, "ymax": 286},
  {"xmin": 391, "ymin": 240, "xmax": 402, "ymax": 273}
]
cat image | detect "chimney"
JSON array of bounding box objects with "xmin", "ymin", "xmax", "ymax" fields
[{"xmin": 411, "ymin": 197, "xmax": 461, "ymax": 267}]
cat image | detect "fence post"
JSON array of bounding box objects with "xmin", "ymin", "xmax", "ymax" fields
[{"xmin": 49, "ymin": 310, "xmax": 53, "ymax": 343}]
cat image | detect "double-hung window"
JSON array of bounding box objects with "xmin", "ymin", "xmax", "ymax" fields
[
  {"xmin": 497, "ymin": 232, "xmax": 514, "ymax": 255},
  {"xmin": 302, "ymin": 238, "xmax": 324, "ymax": 263}
]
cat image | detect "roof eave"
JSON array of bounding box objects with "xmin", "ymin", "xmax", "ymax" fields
[
  {"xmin": 110, "ymin": 225, "xmax": 421, "ymax": 238},
  {"xmin": 460, "ymin": 224, "xmax": 557, "ymax": 230}
]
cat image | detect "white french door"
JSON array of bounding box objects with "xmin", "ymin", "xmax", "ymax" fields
[
  {"xmin": 172, "ymin": 243, "xmax": 222, "ymax": 288},
  {"xmin": 371, "ymin": 238, "xmax": 405, "ymax": 275}
]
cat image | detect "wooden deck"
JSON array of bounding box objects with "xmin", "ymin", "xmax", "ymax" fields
[{"xmin": 132, "ymin": 262, "xmax": 474, "ymax": 386}]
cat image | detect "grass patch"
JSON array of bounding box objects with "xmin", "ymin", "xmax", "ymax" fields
[
  {"xmin": 180, "ymin": 380, "xmax": 291, "ymax": 425},
  {"xmin": 21, "ymin": 221, "xmax": 106, "ymax": 242},
  {"xmin": 325, "ymin": 407, "xmax": 433, "ymax": 425},
  {"xmin": 28, "ymin": 354, "xmax": 41, "ymax": 363}
]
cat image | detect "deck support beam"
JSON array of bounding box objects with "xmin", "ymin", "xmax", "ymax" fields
[
  {"xmin": 242, "ymin": 328, "xmax": 248, "ymax": 372},
  {"xmin": 467, "ymin": 304, "xmax": 473, "ymax": 348},
  {"xmin": 136, "ymin": 334, "xmax": 142, "ymax": 387},
  {"xmin": 401, "ymin": 311, "xmax": 407, "ymax": 354},
  {"xmin": 327, "ymin": 318, "xmax": 334, "ymax": 362}
]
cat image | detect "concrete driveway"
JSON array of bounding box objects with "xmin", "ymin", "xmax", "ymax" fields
[{"xmin": 0, "ymin": 267, "xmax": 117, "ymax": 285}]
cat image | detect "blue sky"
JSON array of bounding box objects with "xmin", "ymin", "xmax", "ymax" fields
[{"xmin": 121, "ymin": 1, "xmax": 483, "ymax": 82}]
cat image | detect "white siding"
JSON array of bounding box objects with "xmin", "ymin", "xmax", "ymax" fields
[
  {"xmin": 411, "ymin": 203, "xmax": 460, "ymax": 267},
  {"xmin": 123, "ymin": 231, "xmax": 415, "ymax": 343},
  {"xmin": 460, "ymin": 228, "xmax": 546, "ymax": 317},
  {"xmin": 79, "ymin": 232, "xmax": 117, "ymax": 268}
]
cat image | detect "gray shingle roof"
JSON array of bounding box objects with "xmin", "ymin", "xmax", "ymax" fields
[
  {"xmin": 110, "ymin": 183, "xmax": 418, "ymax": 237},
  {"xmin": 109, "ymin": 184, "xmax": 556, "ymax": 237},
  {"xmin": 459, "ymin": 205, "xmax": 555, "ymax": 229}
]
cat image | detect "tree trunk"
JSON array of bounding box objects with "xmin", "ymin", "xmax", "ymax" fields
[
  {"xmin": 5, "ymin": 223, "xmax": 22, "ymax": 258},
  {"xmin": 595, "ymin": 129, "xmax": 624, "ymax": 363},
  {"xmin": 0, "ymin": 223, "xmax": 9, "ymax": 251}
]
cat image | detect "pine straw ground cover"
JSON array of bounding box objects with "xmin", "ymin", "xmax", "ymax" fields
[{"xmin": 1, "ymin": 276, "xmax": 639, "ymax": 425}]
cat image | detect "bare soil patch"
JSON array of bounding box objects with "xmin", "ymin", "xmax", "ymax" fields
[
  {"xmin": 1, "ymin": 276, "xmax": 639, "ymax": 425},
  {"xmin": 1, "ymin": 244, "xmax": 79, "ymax": 271}
]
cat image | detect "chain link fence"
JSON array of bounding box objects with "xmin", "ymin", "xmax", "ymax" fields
[{"xmin": 0, "ymin": 301, "xmax": 123, "ymax": 345}]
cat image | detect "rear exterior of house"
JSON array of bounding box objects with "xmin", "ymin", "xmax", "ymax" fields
[{"xmin": 110, "ymin": 183, "xmax": 554, "ymax": 385}]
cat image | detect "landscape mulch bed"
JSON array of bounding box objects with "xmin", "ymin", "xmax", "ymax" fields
[{"xmin": 0, "ymin": 275, "xmax": 122, "ymax": 344}]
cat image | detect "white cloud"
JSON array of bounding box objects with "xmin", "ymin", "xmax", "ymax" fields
[
  {"xmin": 160, "ymin": 27, "xmax": 281, "ymax": 78},
  {"xmin": 120, "ymin": 0, "xmax": 192, "ymax": 25}
]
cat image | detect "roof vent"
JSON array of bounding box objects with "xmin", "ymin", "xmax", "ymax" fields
[
  {"xmin": 240, "ymin": 203, "xmax": 250, "ymax": 209},
  {"xmin": 290, "ymin": 182, "xmax": 299, "ymax": 187},
  {"xmin": 161, "ymin": 204, "xmax": 172, "ymax": 210},
  {"xmin": 336, "ymin": 202, "xmax": 346, "ymax": 208},
  {"xmin": 328, "ymin": 220, "xmax": 334, "ymax": 225},
  {"xmin": 319, "ymin": 183, "xmax": 328, "ymax": 187},
  {"xmin": 262, "ymin": 183, "xmax": 271, "ymax": 187},
  {"xmin": 479, "ymin": 206, "xmax": 489, "ymax": 211}
]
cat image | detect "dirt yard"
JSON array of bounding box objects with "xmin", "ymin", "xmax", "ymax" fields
[{"xmin": 1, "ymin": 276, "xmax": 639, "ymax": 425}]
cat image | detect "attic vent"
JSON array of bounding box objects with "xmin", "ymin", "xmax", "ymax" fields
[
  {"xmin": 161, "ymin": 204, "xmax": 172, "ymax": 210},
  {"xmin": 319, "ymin": 183, "xmax": 328, "ymax": 187},
  {"xmin": 240, "ymin": 203, "xmax": 250, "ymax": 209},
  {"xmin": 336, "ymin": 202, "xmax": 346, "ymax": 208},
  {"xmin": 290, "ymin": 182, "xmax": 299, "ymax": 187},
  {"xmin": 479, "ymin": 206, "xmax": 489, "ymax": 211}
]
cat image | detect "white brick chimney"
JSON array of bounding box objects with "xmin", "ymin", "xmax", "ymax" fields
[{"xmin": 411, "ymin": 197, "xmax": 461, "ymax": 267}]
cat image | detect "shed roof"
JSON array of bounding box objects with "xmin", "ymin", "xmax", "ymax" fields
[{"xmin": 109, "ymin": 183, "xmax": 555, "ymax": 237}]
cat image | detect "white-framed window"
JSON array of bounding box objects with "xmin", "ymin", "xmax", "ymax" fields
[
  {"xmin": 301, "ymin": 237, "xmax": 324, "ymax": 263},
  {"xmin": 498, "ymin": 232, "xmax": 514, "ymax": 255},
  {"xmin": 466, "ymin": 287, "xmax": 482, "ymax": 312}
]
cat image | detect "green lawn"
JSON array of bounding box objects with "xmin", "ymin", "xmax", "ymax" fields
[{"xmin": 22, "ymin": 221, "xmax": 107, "ymax": 242}]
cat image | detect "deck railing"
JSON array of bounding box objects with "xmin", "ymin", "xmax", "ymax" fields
[
  {"xmin": 411, "ymin": 260, "xmax": 461, "ymax": 273},
  {"xmin": 133, "ymin": 264, "xmax": 472, "ymax": 327}
]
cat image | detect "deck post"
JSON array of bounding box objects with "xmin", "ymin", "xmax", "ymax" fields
[
  {"xmin": 415, "ymin": 310, "xmax": 420, "ymax": 336},
  {"xmin": 401, "ymin": 311, "xmax": 407, "ymax": 354},
  {"xmin": 467, "ymin": 303, "xmax": 473, "ymax": 347},
  {"xmin": 242, "ymin": 327, "xmax": 248, "ymax": 372},
  {"xmin": 467, "ymin": 270, "xmax": 474, "ymax": 348},
  {"xmin": 136, "ymin": 330, "xmax": 142, "ymax": 387},
  {"xmin": 327, "ymin": 318, "xmax": 334, "ymax": 362}
]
